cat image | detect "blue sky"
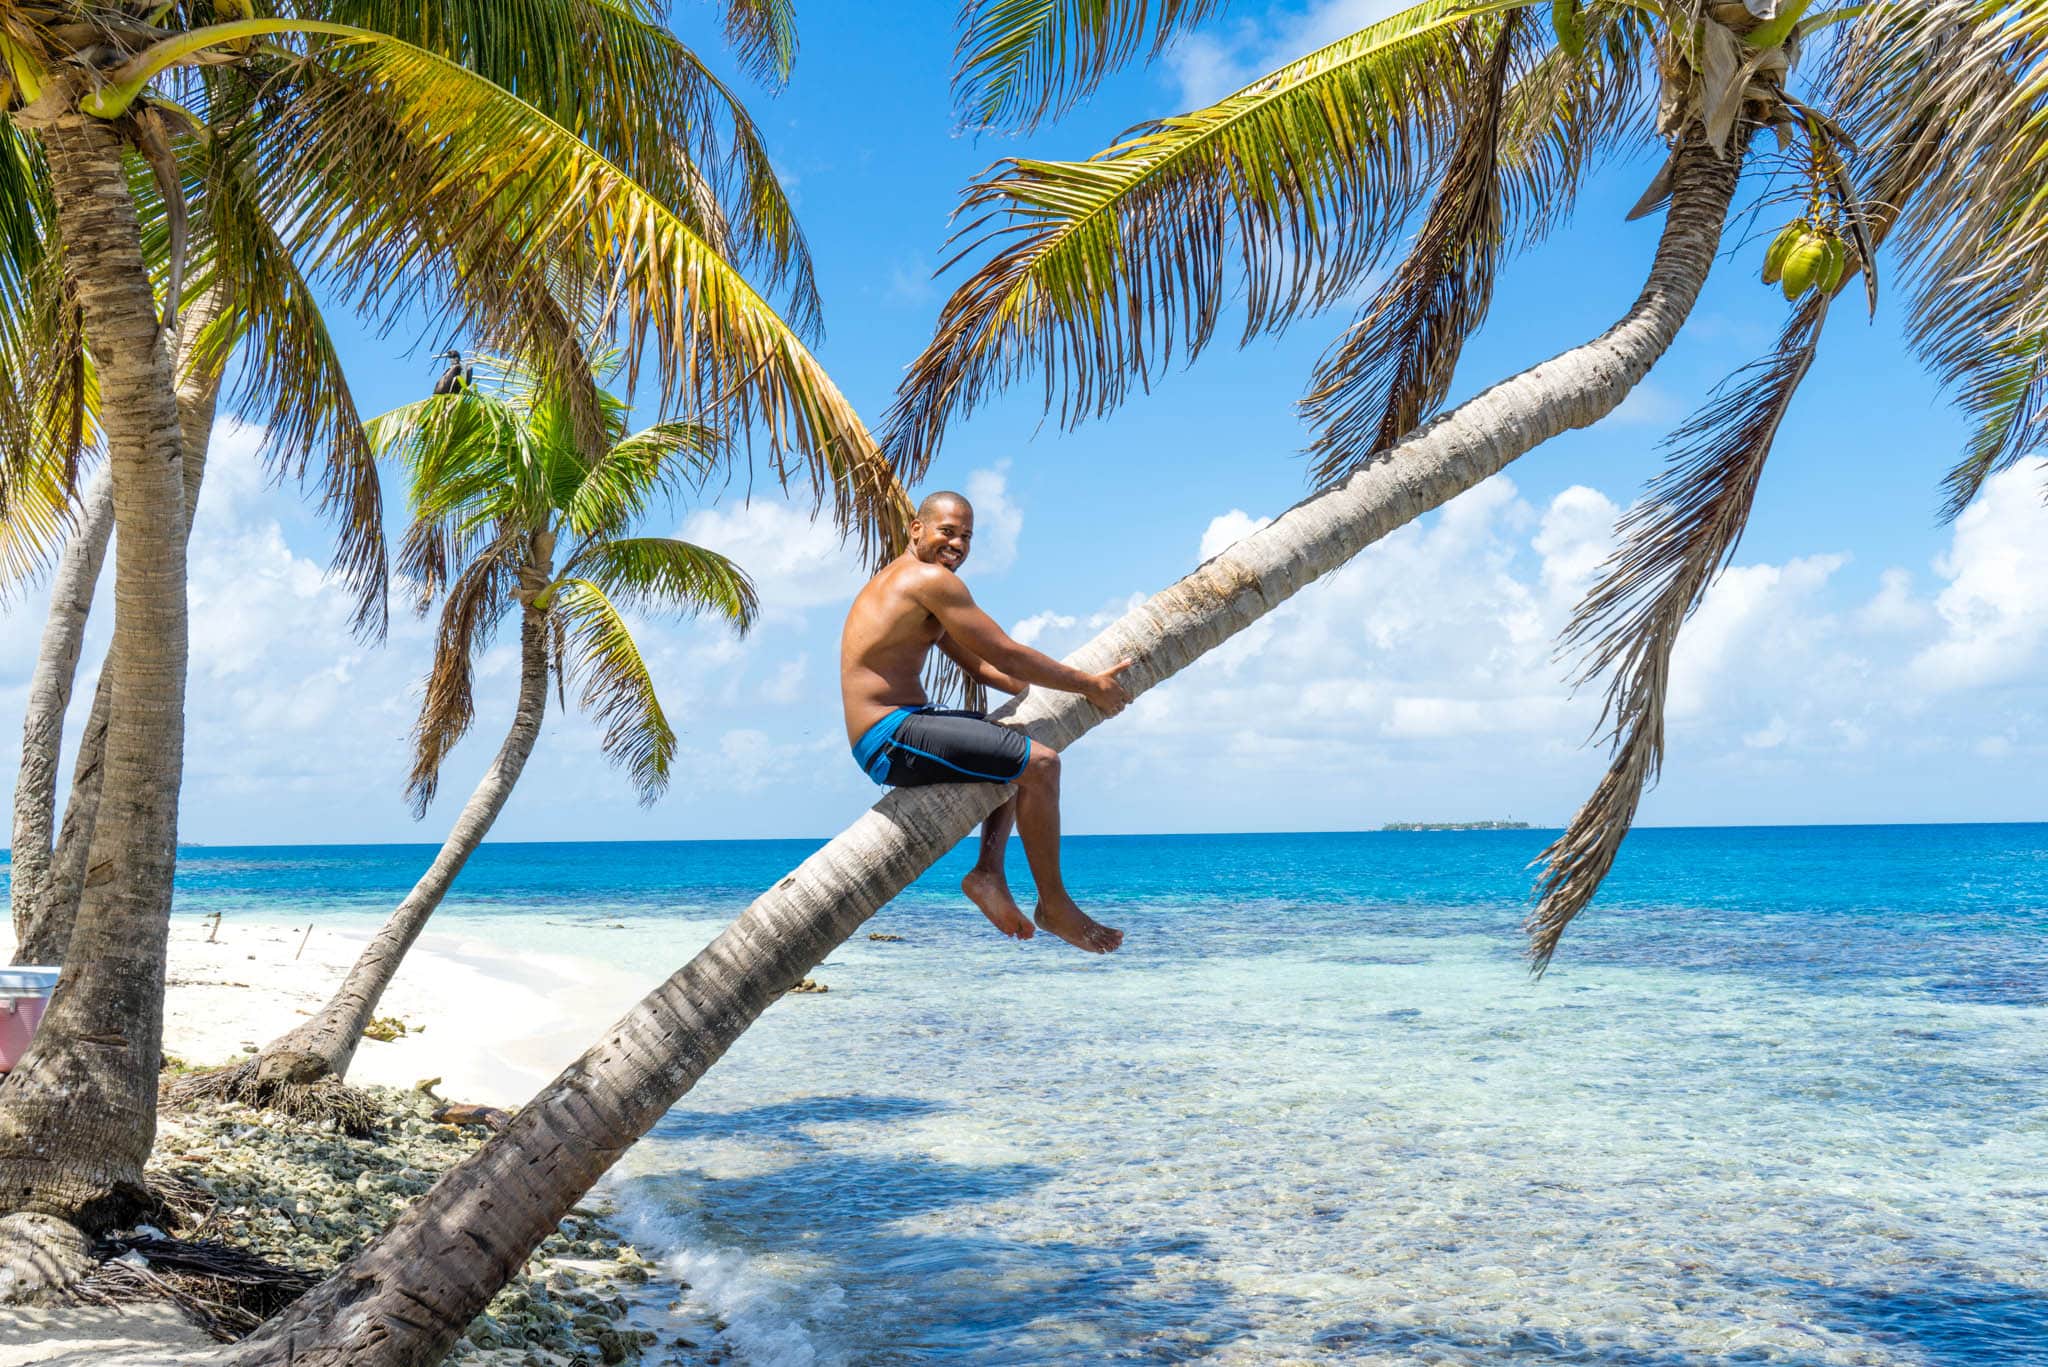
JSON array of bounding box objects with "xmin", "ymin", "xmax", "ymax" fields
[{"xmin": 2, "ymin": 0, "xmax": 2042, "ymax": 845}]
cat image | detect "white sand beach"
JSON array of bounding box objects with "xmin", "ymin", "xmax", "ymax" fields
[{"xmin": 154, "ymin": 914, "xmax": 659, "ymax": 1107}]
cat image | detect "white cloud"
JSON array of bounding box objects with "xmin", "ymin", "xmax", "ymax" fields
[
  {"xmin": 1012, "ymin": 611, "xmax": 1077, "ymax": 647},
  {"xmin": 679, "ymin": 498, "xmax": 866, "ymax": 621},
  {"xmin": 1910, "ymin": 458, "xmax": 2048, "ymax": 691},
  {"xmin": 1199, "ymin": 509, "xmax": 1273, "ymax": 562}
]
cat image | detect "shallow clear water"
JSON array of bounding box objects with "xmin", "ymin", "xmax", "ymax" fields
[{"xmin": 43, "ymin": 825, "xmax": 2048, "ymax": 1364}]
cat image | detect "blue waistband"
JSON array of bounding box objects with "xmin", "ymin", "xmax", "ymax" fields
[{"xmin": 851, "ymin": 707, "xmax": 919, "ymax": 780}]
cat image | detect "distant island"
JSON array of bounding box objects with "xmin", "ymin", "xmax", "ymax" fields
[{"xmin": 1381, "ymin": 821, "xmax": 1532, "ymax": 832}]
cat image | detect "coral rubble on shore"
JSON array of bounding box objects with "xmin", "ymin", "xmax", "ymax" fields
[{"xmin": 119, "ymin": 1085, "xmax": 719, "ymax": 1365}]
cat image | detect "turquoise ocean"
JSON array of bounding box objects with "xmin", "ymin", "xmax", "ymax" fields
[{"xmin": 37, "ymin": 825, "xmax": 2048, "ymax": 1362}]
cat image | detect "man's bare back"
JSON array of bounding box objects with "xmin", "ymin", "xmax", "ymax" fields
[{"xmin": 838, "ymin": 491, "xmax": 1133, "ymax": 953}]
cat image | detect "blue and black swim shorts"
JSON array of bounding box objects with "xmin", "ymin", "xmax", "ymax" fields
[{"xmin": 850, "ymin": 707, "xmax": 1032, "ymax": 787}]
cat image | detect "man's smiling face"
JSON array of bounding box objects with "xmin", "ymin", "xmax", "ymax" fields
[{"xmin": 910, "ymin": 499, "xmax": 974, "ymax": 572}]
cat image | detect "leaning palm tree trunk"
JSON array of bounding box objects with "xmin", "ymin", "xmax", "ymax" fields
[
  {"xmin": 0, "ymin": 103, "xmax": 192, "ymax": 1240},
  {"xmin": 8, "ymin": 469, "xmax": 114, "ymax": 961},
  {"xmin": 222, "ymin": 134, "xmax": 1740, "ymax": 1366},
  {"xmin": 11, "ymin": 286, "xmax": 227, "ymax": 968},
  {"xmin": 191, "ymin": 611, "xmax": 551, "ymax": 1100}
]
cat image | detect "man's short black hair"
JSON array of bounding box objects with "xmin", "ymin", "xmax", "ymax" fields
[{"xmin": 915, "ymin": 490, "xmax": 972, "ymax": 523}]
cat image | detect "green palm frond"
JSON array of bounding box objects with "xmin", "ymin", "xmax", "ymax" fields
[
  {"xmin": 248, "ymin": 30, "xmax": 893, "ymax": 557},
  {"xmin": 371, "ymin": 389, "xmax": 553, "ymax": 538},
  {"xmin": 550, "ymin": 576, "xmax": 678, "ymax": 802},
  {"xmin": 887, "ymin": 0, "xmax": 1524, "ymax": 480},
  {"xmin": 0, "ymin": 115, "xmax": 97, "ymax": 593},
  {"xmin": 1830, "ymin": 0, "xmax": 2048, "ymax": 515},
  {"xmin": 561, "ymin": 535, "xmax": 758, "ymax": 628},
  {"xmin": 954, "ymin": 0, "xmax": 1234, "ymax": 131},
  {"xmin": 1530, "ymin": 302, "xmax": 1825, "ymax": 972},
  {"xmin": 406, "ymin": 529, "xmax": 521, "ymax": 815},
  {"xmin": 299, "ymin": 0, "xmax": 817, "ymax": 325},
  {"xmin": 562, "ymin": 420, "xmax": 724, "ymax": 540}
]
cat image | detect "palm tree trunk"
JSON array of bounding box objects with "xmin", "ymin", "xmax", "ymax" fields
[
  {"xmin": 249, "ymin": 608, "xmax": 552, "ymax": 1088},
  {"xmin": 13, "ymin": 288, "xmax": 228, "ymax": 968},
  {"xmin": 8, "ymin": 468, "xmax": 113, "ymax": 962},
  {"xmin": 222, "ymin": 133, "xmax": 1741, "ymax": 1367},
  {"xmin": 0, "ymin": 103, "xmax": 191, "ymax": 1235}
]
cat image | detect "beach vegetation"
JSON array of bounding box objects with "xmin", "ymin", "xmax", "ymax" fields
[
  {"xmin": 171, "ymin": 358, "xmax": 761, "ymax": 1117},
  {"xmin": 0, "ymin": 0, "xmax": 888, "ymax": 1289}
]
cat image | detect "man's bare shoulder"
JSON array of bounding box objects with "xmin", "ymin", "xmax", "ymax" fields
[{"xmin": 894, "ymin": 559, "xmax": 970, "ymax": 606}]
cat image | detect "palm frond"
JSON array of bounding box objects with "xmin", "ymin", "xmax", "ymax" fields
[
  {"xmin": 887, "ymin": 0, "xmax": 1513, "ymax": 481},
  {"xmin": 720, "ymin": 0, "xmax": 799, "ymax": 87},
  {"xmin": 1528, "ymin": 303, "xmax": 1826, "ymax": 971},
  {"xmin": 1494, "ymin": 0, "xmax": 1658, "ymax": 246},
  {"xmin": 562, "ymin": 420, "xmax": 724, "ymax": 540},
  {"xmin": 562, "ymin": 535, "xmax": 758, "ymax": 628},
  {"xmin": 369, "ymin": 389, "xmax": 553, "ymax": 538},
  {"xmin": 299, "ymin": 0, "xmax": 818, "ymax": 325},
  {"xmin": 1300, "ymin": 15, "xmax": 1523, "ymax": 485},
  {"xmin": 406, "ymin": 530, "xmax": 520, "ymax": 815},
  {"xmin": 1830, "ymin": 0, "xmax": 2048, "ymax": 516},
  {"xmin": 954, "ymin": 0, "xmax": 1233, "ymax": 131},
  {"xmin": 1939, "ymin": 331, "xmax": 2047, "ymax": 518},
  {"xmin": 549, "ymin": 577, "xmax": 678, "ymax": 802},
  {"xmin": 0, "ymin": 115, "xmax": 97, "ymax": 593},
  {"xmin": 258, "ymin": 32, "xmax": 894, "ymax": 557}
]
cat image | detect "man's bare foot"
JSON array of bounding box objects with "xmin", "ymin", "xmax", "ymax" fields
[
  {"xmin": 963, "ymin": 869, "xmax": 1034, "ymax": 940},
  {"xmin": 1033, "ymin": 896, "xmax": 1123, "ymax": 954}
]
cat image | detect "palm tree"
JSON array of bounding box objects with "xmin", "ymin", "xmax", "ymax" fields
[
  {"xmin": 180, "ymin": 364, "xmax": 758, "ymax": 1110},
  {"xmin": 882, "ymin": 0, "xmax": 1932, "ymax": 969},
  {"xmin": 220, "ymin": 3, "xmax": 2048, "ymax": 1357},
  {"xmin": 0, "ymin": 0, "xmax": 892, "ymax": 1263}
]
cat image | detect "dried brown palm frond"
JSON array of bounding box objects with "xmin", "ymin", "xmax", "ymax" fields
[
  {"xmin": 721, "ymin": 0, "xmax": 800, "ymax": 88},
  {"xmin": 1496, "ymin": 2, "xmax": 1659, "ymax": 248},
  {"xmin": 74, "ymin": 1235, "xmax": 320, "ymax": 1341},
  {"xmin": 1528, "ymin": 301, "xmax": 1826, "ymax": 971},
  {"xmin": 161, "ymin": 1062, "xmax": 383, "ymax": 1139},
  {"xmin": 953, "ymin": 0, "xmax": 1234, "ymax": 131},
  {"xmin": 406, "ymin": 532, "xmax": 522, "ymax": 816},
  {"xmin": 889, "ymin": 0, "xmax": 1496, "ymax": 481},
  {"xmin": 1829, "ymin": 0, "xmax": 2048, "ymax": 515},
  {"xmin": 1301, "ymin": 2, "xmax": 1665, "ymax": 484},
  {"xmin": 1300, "ymin": 16, "xmax": 1523, "ymax": 486}
]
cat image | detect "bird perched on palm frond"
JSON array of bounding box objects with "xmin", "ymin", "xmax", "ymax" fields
[{"xmin": 431, "ymin": 349, "xmax": 472, "ymax": 396}]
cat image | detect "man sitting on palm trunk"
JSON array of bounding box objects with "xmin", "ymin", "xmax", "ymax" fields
[{"xmin": 840, "ymin": 491, "xmax": 1131, "ymax": 952}]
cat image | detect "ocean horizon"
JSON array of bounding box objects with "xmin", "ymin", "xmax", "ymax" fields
[{"xmin": 14, "ymin": 823, "xmax": 2048, "ymax": 1362}]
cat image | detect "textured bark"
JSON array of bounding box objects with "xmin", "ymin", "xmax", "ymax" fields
[
  {"xmin": 253, "ymin": 609, "xmax": 552, "ymax": 1087},
  {"xmin": 17, "ymin": 287, "xmax": 226, "ymax": 968},
  {"xmin": 221, "ymin": 135, "xmax": 1741, "ymax": 1367},
  {"xmin": 8, "ymin": 468, "xmax": 113, "ymax": 962},
  {"xmin": 0, "ymin": 103, "xmax": 190, "ymax": 1232}
]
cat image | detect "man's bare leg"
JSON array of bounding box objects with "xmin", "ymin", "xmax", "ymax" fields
[
  {"xmin": 1012, "ymin": 746, "xmax": 1123, "ymax": 953},
  {"xmin": 962, "ymin": 797, "xmax": 1033, "ymax": 939}
]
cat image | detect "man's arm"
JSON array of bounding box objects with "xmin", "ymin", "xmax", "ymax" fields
[
  {"xmin": 909, "ymin": 567, "xmax": 1131, "ymax": 715},
  {"xmin": 937, "ymin": 633, "xmax": 1030, "ymax": 696}
]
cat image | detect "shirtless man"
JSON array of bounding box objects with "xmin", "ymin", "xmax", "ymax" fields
[{"xmin": 841, "ymin": 490, "xmax": 1132, "ymax": 953}]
